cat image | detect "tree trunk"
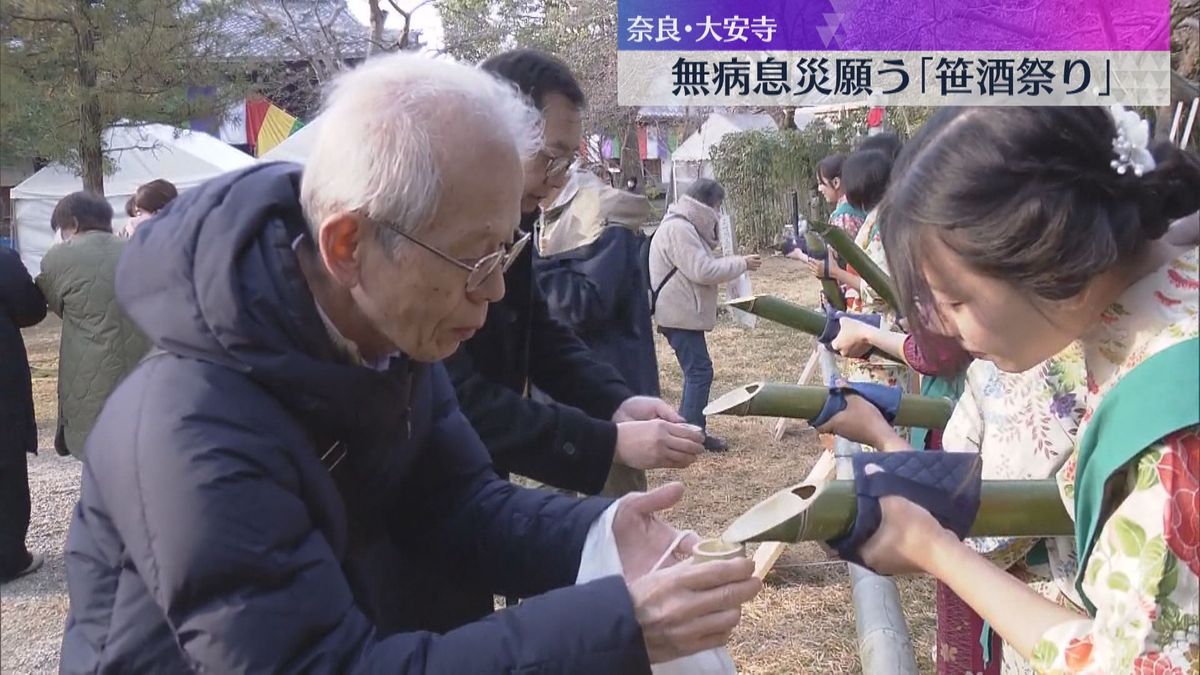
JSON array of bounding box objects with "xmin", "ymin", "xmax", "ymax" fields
[
  {"xmin": 75, "ymin": 0, "xmax": 104, "ymax": 195},
  {"xmin": 620, "ymin": 119, "xmax": 640, "ymax": 185},
  {"xmin": 367, "ymin": 0, "xmax": 387, "ymax": 55}
]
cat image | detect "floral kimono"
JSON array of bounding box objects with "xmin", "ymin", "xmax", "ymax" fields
[
  {"xmin": 1028, "ymin": 248, "xmax": 1200, "ymax": 673},
  {"xmin": 829, "ymin": 195, "xmax": 866, "ymax": 240},
  {"xmin": 944, "ymin": 347, "xmax": 1089, "ymax": 674}
]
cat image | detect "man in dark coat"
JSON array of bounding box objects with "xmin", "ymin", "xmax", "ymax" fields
[
  {"xmin": 446, "ymin": 49, "xmax": 703, "ymax": 500},
  {"xmin": 0, "ymin": 245, "xmax": 47, "ymax": 582},
  {"xmin": 59, "ymin": 53, "xmax": 759, "ymax": 674},
  {"xmin": 536, "ymin": 169, "xmax": 660, "ymax": 398},
  {"xmin": 535, "ymin": 169, "xmax": 663, "ymax": 494}
]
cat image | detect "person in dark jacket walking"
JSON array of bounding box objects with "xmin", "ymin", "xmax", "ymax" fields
[
  {"xmin": 535, "ymin": 168, "xmax": 662, "ymax": 494},
  {"xmin": 0, "ymin": 245, "xmax": 47, "ymax": 582},
  {"xmin": 59, "ymin": 53, "xmax": 759, "ymax": 674},
  {"xmin": 445, "ymin": 49, "xmax": 704, "ymax": 500}
]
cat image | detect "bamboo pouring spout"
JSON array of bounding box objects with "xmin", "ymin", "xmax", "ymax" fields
[
  {"xmin": 723, "ymin": 479, "xmax": 1073, "ymax": 544},
  {"xmin": 727, "ymin": 295, "xmax": 826, "ymax": 335},
  {"xmin": 809, "ymin": 223, "xmax": 901, "ymax": 314},
  {"xmin": 803, "ymin": 232, "xmax": 847, "ymax": 311},
  {"xmin": 703, "ymin": 381, "xmax": 954, "ymax": 430},
  {"xmin": 726, "ymin": 295, "xmax": 904, "ymax": 365}
]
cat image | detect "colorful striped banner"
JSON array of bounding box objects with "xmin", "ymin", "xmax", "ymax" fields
[{"xmin": 246, "ymin": 98, "xmax": 304, "ymax": 157}]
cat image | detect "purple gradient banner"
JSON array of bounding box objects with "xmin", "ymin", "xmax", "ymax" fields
[{"xmin": 618, "ymin": 0, "xmax": 1171, "ymax": 52}]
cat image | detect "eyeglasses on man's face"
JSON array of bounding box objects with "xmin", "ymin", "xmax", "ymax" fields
[
  {"xmin": 540, "ymin": 150, "xmax": 577, "ymax": 180},
  {"xmin": 356, "ymin": 211, "xmax": 530, "ymax": 293}
]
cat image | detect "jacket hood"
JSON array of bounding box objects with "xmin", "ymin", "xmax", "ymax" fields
[
  {"xmin": 538, "ymin": 170, "xmax": 651, "ymax": 258},
  {"xmin": 116, "ymin": 162, "xmax": 412, "ymax": 442},
  {"xmin": 666, "ymin": 196, "xmax": 720, "ymax": 248}
]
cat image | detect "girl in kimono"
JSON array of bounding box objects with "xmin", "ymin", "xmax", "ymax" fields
[
  {"xmin": 819, "ymin": 153, "xmax": 868, "ymax": 239},
  {"xmin": 787, "ymin": 153, "xmax": 866, "ymax": 265},
  {"xmin": 818, "ymin": 106, "xmax": 1200, "ymax": 673},
  {"xmin": 816, "ymin": 149, "xmax": 917, "ymax": 445},
  {"xmin": 942, "ymin": 351, "xmax": 1089, "ymax": 674}
]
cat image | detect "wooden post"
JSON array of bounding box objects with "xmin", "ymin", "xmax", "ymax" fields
[
  {"xmin": 1181, "ymin": 98, "xmax": 1199, "ymax": 150},
  {"xmin": 819, "ymin": 347, "xmax": 919, "ymax": 675},
  {"xmin": 1169, "ymin": 101, "xmax": 1185, "ymax": 144},
  {"xmin": 772, "ymin": 349, "xmax": 821, "ymax": 440}
]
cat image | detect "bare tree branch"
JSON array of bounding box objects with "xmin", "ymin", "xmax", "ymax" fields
[{"xmin": 6, "ymin": 12, "xmax": 72, "ymax": 24}]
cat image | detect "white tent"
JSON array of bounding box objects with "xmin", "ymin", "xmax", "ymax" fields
[
  {"xmin": 259, "ymin": 117, "xmax": 323, "ymax": 164},
  {"xmin": 669, "ymin": 112, "xmax": 777, "ymax": 201},
  {"xmin": 13, "ymin": 123, "xmax": 253, "ymax": 274}
]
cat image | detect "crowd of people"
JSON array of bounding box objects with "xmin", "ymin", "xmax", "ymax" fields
[{"xmin": 0, "ymin": 46, "xmax": 1196, "ymax": 675}]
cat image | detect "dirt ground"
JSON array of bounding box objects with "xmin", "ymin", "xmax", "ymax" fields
[{"xmin": 0, "ymin": 255, "xmax": 935, "ymax": 673}]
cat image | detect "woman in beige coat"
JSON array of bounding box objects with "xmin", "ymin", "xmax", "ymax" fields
[{"xmin": 648, "ymin": 179, "xmax": 760, "ymax": 451}]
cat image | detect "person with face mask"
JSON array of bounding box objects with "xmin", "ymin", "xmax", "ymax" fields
[
  {"xmin": 120, "ymin": 178, "xmax": 178, "ymax": 238},
  {"xmin": 58, "ymin": 53, "xmax": 760, "ymax": 674},
  {"xmin": 648, "ymin": 179, "xmax": 762, "ymax": 452},
  {"xmin": 445, "ymin": 50, "xmax": 705, "ymax": 498},
  {"xmin": 35, "ymin": 192, "xmax": 149, "ymax": 459}
]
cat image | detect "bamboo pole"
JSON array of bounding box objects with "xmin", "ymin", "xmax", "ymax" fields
[
  {"xmin": 723, "ymin": 478, "xmax": 1072, "ymax": 544},
  {"xmin": 727, "ymin": 295, "xmax": 905, "ymax": 365},
  {"xmin": 809, "ymin": 221, "xmax": 901, "ymax": 313},
  {"xmin": 704, "ymin": 382, "xmax": 954, "ymax": 430},
  {"xmin": 752, "ymin": 449, "xmax": 837, "ymax": 579},
  {"xmin": 819, "ymin": 347, "xmax": 919, "ymax": 675},
  {"xmin": 728, "ymin": 294, "xmax": 826, "ymax": 335},
  {"xmin": 803, "ymin": 232, "xmax": 848, "ymax": 311}
]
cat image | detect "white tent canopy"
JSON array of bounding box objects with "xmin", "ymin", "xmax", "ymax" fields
[
  {"xmin": 671, "ymin": 112, "xmax": 777, "ymax": 163},
  {"xmin": 669, "ymin": 112, "xmax": 777, "ymax": 200},
  {"xmin": 13, "ymin": 123, "xmax": 253, "ymax": 274}
]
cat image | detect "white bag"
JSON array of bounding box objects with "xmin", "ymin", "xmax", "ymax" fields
[{"xmin": 575, "ymin": 509, "xmax": 737, "ymax": 675}]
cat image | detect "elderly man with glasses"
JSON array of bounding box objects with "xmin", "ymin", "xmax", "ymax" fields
[
  {"xmin": 58, "ymin": 54, "xmax": 759, "ymax": 674},
  {"xmin": 446, "ymin": 49, "xmax": 704, "ymax": 508}
]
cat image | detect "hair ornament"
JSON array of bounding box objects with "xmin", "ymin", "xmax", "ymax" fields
[{"xmin": 1107, "ymin": 105, "xmax": 1156, "ymax": 177}]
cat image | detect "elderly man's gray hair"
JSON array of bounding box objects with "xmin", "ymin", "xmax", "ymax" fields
[{"xmin": 300, "ymin": 52, "xmax": 544, "ymax": 250}]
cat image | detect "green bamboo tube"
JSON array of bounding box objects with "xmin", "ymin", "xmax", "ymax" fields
[
  {"xmin": 703, "ymin": 382, "xmax": 954, "ymax": 429},
  {"xmin": 727, "ymin": 295, "xmax": 826, "ymax": 335},
  {"xmin": 811, "ymin": 222, "xmax": 901, "ymax": 314},
  {"xmin": 727, "ymin": 295, "xmax": 905, "ymax": 365},
  {"xmin": 723, "ymin": 479, "xmax": 1072, "ymax": 544},
  {"xmin": 803, "ymin": 232, "xmax": 847, "ymax": 311}
]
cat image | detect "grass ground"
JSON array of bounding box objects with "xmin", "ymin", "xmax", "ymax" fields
[
  {"xmin": 7, "ymin": 255, "xmax": 935, "ymax": 673},
  {"xmin": 645, "ymin": 255, "xmax": 936, "ymax": 673}
]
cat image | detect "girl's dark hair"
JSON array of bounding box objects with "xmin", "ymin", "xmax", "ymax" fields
[
  {"xmin": 880, "ymin": 106, "xmax": 1200, "ymax": 344},
  {"xmin": 857, "ymin": 132, "xmax": 902, "ymax": 161},
  {"xmin": 133, "ymin": 179, "xmax": 178, "ymax": 214},
  {"xmin": 124, "ymin": 196, "xmax": 137, "ymax": 218},
  {"xmin": 816, "ymin": 154, "xmax": 845, "ymax": 185},
  {"xmin": 687, "ymin": 178, "xmax": 726, "ymax": 209},
  {"xmin": 51, "ymin": 191, "xmax": 113, "ymax": 234},
  {"xmin": 842, "ymin": 150, "xmax": 892, "ymax": 211}
]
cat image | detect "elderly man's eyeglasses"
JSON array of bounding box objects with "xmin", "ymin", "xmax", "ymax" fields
[
  {"xmin": 357, "ymin": 211, "xmax": 530, "ymax": 293},
  {"xmin": 541, "ymin": 150, "xmax": 577, "ymax": 180}
]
